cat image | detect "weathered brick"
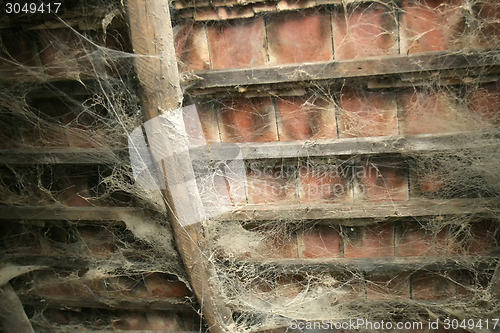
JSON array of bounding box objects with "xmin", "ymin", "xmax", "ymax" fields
[
  {"xmin": 184, "ymin": 102, "xmax": 221, "ymax": 144},
  {"xmin": 175, "ymin": 21, "xmax": 210, "ymax": 71},
  {"xmin": 298, "ymin": 225, "xmax": 342, "ymax": 258},
  {"xmin": 400, "ymin": 0, "xmax": 465, "ymax": 54},
  {"xmin": 60, "ymin": 176, "xmax": 92, "ymax": 207},
  {"xmin": 146, "ymin": 312, "xmax": 187, "ymax": 331},
  {"xmin": 411, "ymin": 271, "xmax": 456, "ymax": 300},
  {"xmin": 298, "ymin": 159, "xmax": 352, "ymax": 203},
  {"xmin": 331, "ymin": 3, "xmax": 398, "ymax": 60},
  {"xmin": 276, "ymin": 0, "xmax": 316, "ymax": 11},
  {"xmin": 366, "ymin": 272, "xmax": 410, "ymax": 300},
  {"xmin": 463, "ymin": 220, "xmax": 498, "ymax": 255},
  {"xmin": 472, "ymin": 1, "xmax": 500, "ymax": 49},
  {"xmin": 400, "ymin": 89, "xmax": 465, "ymax": 135},
  {"xmin": 267, "ymin": 10, "xmax": 333, "ymax": 65},
  {"xmin": 246, "ymin": 162, "xmax": 298, "ymax": 204},
  {"xmin": 344, "ymin": 223, "xmax": 394, "ymax": 258},
  {"xmin": 337, "ymin": 87, "xmax": 398, "ymax": 138},
  {"xmin": 467, "ymin": 82, "xmax": 500, "ymax": 128},
  {"xmin": 144, "ymin": 273, "xmax": 188, "ymax": 298},
  {"xmin": 216, "ymin": 7, "xmax": 255, "ymax": 20},
  {"xmin": 218, "ymin": 97, "xmax": 279, "ymax": 143},
  {"xmin": 113, "ymin": 314, "xmax": 149, "ymax": 330},
  {"xmin": 356, "ymin": 160, "xmax": 409, "ymax": 202},
  {"xmin": 395, "ymin": 221, "xmax": 448, "ymax": 257},
  {"xmin": 37, "ymin": 29, "xmax": 94, "ymax": 79},
  {"xmin": 207, "ymin": 17, "xmax": 267, "ymax": 69},
  {"xmin": 265, "ymin": 232, "xmax": 298, "ymax": 258},
  {"xmin": 78, "ymin": 226, "xmax": 116, "ymax": 256},
  {"xmin": 276, "ymin": 96, "xmax": 337, "ymax": 141}
]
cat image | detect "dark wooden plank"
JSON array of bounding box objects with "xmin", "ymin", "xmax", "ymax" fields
[
  {"xmin": 0, "ymin": 148, "xmax": 124, "ymax": 165},
  {"xmin": 234, "ymin": 256, "xmax": 499, "ymax": 274},
  {"xmin": 2, "ymin": 255, "xmax": 170, "ymax": 272},
  {"xmin": 187, "ymin": 51, "xmax": 500, "ymax": 91},
  {"xmin": 197, "ymin": 132, "xmax": 500, "ymax": 161},
  {"xmin": 19, "ymin": 294, "xmax": 193, "ymax": 312},
  {"xmin": 216, "ymin": 198, "xmax": 500, "ymax": 222},
  {"xmin": 0, "ymin": 206, "xmax": 139, "ymax": 221}
]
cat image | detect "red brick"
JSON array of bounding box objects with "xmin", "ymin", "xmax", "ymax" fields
[
  {"xmin": 463, "ymin": 220, "xmax": 498, "ymax": 255},
  {"xmin": 113, "ymin": 314, "xmax": 149, "ymax": 330},
  {"xmin": 253, "ymin": 2, "xmax": 277, "ymax": 13},
  {"xmin": 395, "ymin": 222, "xmax": 448, "ymax": 257},
  {"xmin": 246, "ymin": 163, "xmax": 297, "ymax": 204},
  {"xmin": 78, "ymin": 226, "xmax": 116, "ymax": 256},
  {"xmin": 144, "ymin": 273, "xmax": 188, "ymax": 298},
  {"xmin": 276, "ymin": 0, "xmax": 316, "ymax": 11},
  {"xmin": 401, "ymin": 0, "xmax": 465, "ymax": 54},
  {"xmin": 218, "ymin": 97, "xmax": 279, "ymax": 143},
  {"xmin": 175, "ymin": 21, "xmax": 210, "ymax": 71},
  {"xmin": 207, "ymin": 17, "xmax": 267, "ymax": 69},
  {"xmin": 267, "ymin": 10, "xmax": 333, "ymax": 65},
  {"xmin": 366, "ymin": 272, "xmax": 410, "ymax": 300},
  {"xmin": 60, "ymin": 176, "xmax": 92, "ymax": 206},
  {"xmin": 344, "ymin": 223, "xmax": 394, "ymax": 258},
  {"xmin": 194, "ymin": 9, "xmax": 220, "ymax": 21},
  {"xmin": 356, "ymin": 161, "xmax": 409, "ymax": 202},
  {"xmin": 298, "ymin": 160, "xmax": 352, "ymax": 203},
  {"xmin": 37, "ymin": 29, "xmax": 94, "ymax": 78},
  {"xmin": 216, "ymin": 7, "xmax": 255, "ymax": 20},
  {"xmin": 472, "ymin": 1, "xmax": 500, "ymax": 49},
  {"xmin": 184, "ymin": 102, "xmax": 221, "ymax": 144},
  {"xmin": 298, "ymin": 226, "xmax": 342, "ymax": 258},
  {"xmin": 276, "ymin": 96, "xmax": 337, "ymax": 141},
  {"xmin": 35, "ymin": 276, "xmax": 88, "ymax": 297},
  {"xmin": 467, "ymin": 82, "xmax": 500, "ymax": 128},
  {"xmin": 411, "ymin": 271, "xmax": 456, "ymax": 300},
  {"xmin": 337, "ymin": 87, "xmax": 398, "ymax": 138},
  {"xmin": 146, "ymin": 312, "xmax": 187, "ymax": 331},
  {"xmin": 265, "ymin": 233, "xmax": 298, "ymax": 258},
  {"xmin": 400, "ymin": 89, "xmax": 466, "ymax": 135},
  {"xmin": 331, "ymin": 3, "xmax": 398, "ymax": 60},
  {"xmin": 414, "ymin": 169, "xmax": 446, "ymax": 195}
]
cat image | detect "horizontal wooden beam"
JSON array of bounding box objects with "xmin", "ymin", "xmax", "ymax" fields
[
  {"xmin": 19, "ymin": 294, "xmax": 193, "ymax": 312},
  {"xmin": 216, "ymin": 198, "xmax": 500, "ymax": 222},
  {"xmin": 200, "ymin": 132, "xmax": 500, "ymax": 161},
  {"xmin": 186, "ymin": 51, "xmax": 500, "ymax": 92},
  {"xmin": 0, "ymin": 206, "xmax": 140, "ymax": 221},
  {"xmin": 0, "ymin": 148, "xmax": 124, "ymax": 165},
  {"xmin": 234, "ymin": 256, "xmax": 499, "ymax": 274},
  {"xmin": 2, "ymin": 255, "xmax": 173, "ymax": 272}
]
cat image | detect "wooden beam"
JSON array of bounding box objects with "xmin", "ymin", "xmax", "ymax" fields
[
  {"xmin": 232, "ymin": 256, "xmax": 499, "ymax": 274},
  {"xmin": 187, "ymin": 51, "xmax": 500, "ymax": 92},
  {"xmin": 0, "ymin": 205, "xmax": 139, "ymax": 221},
  {"xmin": 216, "ymin": 198, "xmax": 500, "ymax": 222},
  {"xmin": 126, "ymin": 1, "xmax": 232, "ymax": 332},
  {"xmin": 197, "ymin": 132, "xmax": 500, "ymax": 161},
  {"xmin": 19, "ymin": 294, "xmax": 193, "ymax": 312},
  {"xmin": 0, "ymin": 148, "xmax": 123, "ymax": 165},
  {"xmin": 2, "ymin": 255, "xmax": 174, "ymax": 272}
]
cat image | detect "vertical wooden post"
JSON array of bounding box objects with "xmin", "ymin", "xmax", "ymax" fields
[{"xmin": 126, "ymin": 1, "xmax": 232, "ymax": 332}]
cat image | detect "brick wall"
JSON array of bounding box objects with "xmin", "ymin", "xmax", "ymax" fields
[
  {"xmin": 173, "ymin": 0, "xmax": 500, "ymax": 329},
  {"xmin": 175, "ymin": 0, "xmax": 497, "ymax": 70}
]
